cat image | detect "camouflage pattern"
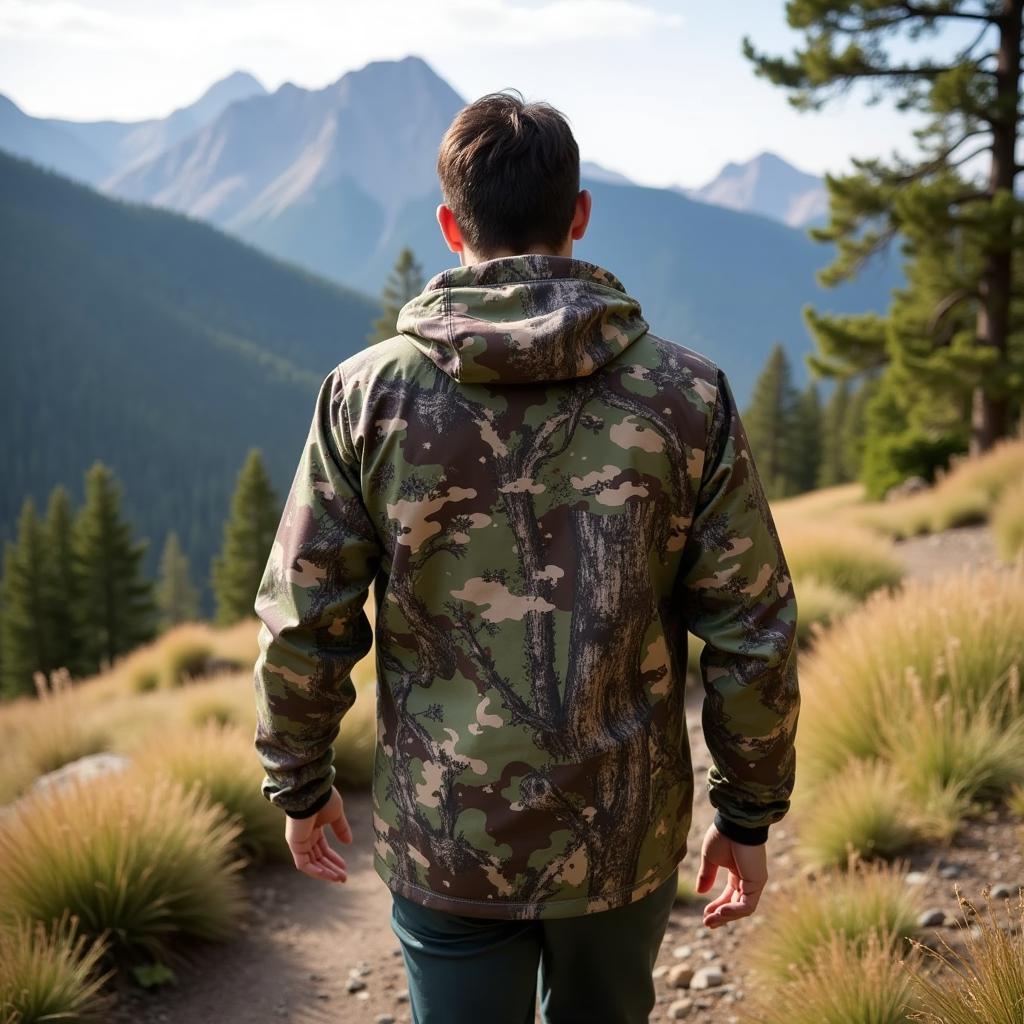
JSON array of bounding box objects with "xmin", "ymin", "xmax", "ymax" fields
[{"xmin": 253, "ymin": 253, "xmax": 800, "ymax": 921}]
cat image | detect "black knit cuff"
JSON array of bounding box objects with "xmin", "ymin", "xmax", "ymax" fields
[
  {"xmin": 714, "ymin": 810, "xmax": 769, "ymax": 846},
  {"xmin": 284, "ymin": 788, "xmax": 333, "ymax": 820}
]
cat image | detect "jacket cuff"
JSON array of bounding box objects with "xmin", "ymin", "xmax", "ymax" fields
[
  {"xmin": 283, "ymin": 787, "xmax": 333, "ymax": 820},
  {"xmin": 714, "ymin": 810, "xmax": 769, "ymax": 846}
]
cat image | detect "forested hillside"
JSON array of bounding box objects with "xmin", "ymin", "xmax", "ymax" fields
[{"xmin": 0, "ymin": 150, "xmax": 380, "ymax": 614}]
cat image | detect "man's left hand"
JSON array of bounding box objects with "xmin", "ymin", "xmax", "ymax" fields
[{"xmin": 284, "ymin": 785, "xmax": 352, "ymax": 883}]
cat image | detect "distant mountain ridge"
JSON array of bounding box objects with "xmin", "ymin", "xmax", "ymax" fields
[
  {"xmin": 679, "ymin": 151, "xmax": 829, "ymax": 228},
  {"xmin": 0, "ymin": 71, "xmax": 267, "ymax": 187},
  {"xmin": 0, "ymin": 56, "xmax": 899, "ymax": 402}
]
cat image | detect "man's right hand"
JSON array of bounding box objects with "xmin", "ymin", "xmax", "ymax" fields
[{"xmin": 695, "ymin": 821, "xmax": 768, "ymax": 929}]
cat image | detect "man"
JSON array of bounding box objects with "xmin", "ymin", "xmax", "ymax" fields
[{"xmin": 252, "ymin": 88, "xmax": 799, "ymax": 1024}]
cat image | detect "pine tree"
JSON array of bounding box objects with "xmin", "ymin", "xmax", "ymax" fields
[
  {"xmin": 156, "ymin": 530, "xmax": 200, "ymax": 630},
  {"xmin": 367, "ymin": 246, "xmax": 425, "ymax": 346},
  {"xmin": 818, "ymin": 380, "xmax": 852, "ymax": 488},
  {"xmin": 792, "ymin": 382, "xmax": 824, "ymax": 493},
  {"xmin": 841, "ymin": 374, "xmax": 880, "ymax": 483},
  {"xmin": 0, "ymin": 499, "xmax": 58, "ymax": 699},
  {"xmin": 743, "ymin": 343, "xmax": 802, "ymax": 499},
  {"xmin": 211, "ymin": 449, "xmax": 280, "ymax": 626},
  {"xmin": 745, "ymin": 1, "xmax": 1024, "ymax": 464},
  {"xmin": 42, "ymin": 485, "xmax": 83, "ymax": 677},
  {"xmin": 72, "ymin": 462, "xmax": 157, "ymax": 675}
]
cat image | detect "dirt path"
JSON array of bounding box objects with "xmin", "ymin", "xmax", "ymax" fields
[{"xmin": 110, "ymin": 524, "xmax": 1019, "ymax": 1023}]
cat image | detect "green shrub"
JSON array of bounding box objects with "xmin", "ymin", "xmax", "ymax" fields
[
  {"xmin": 163, "ymin": 639, "xmax": 214, "ymax": 687},
  {"xmin": 134, "ymin": 722, "xmax": 288, "ymax": 864},
  {"xmin": 797, "ymin": 759, "xmax": 923, "ymax": 870},
  {"xmin": 0, "ymin": 910, "xmax": 114, "ymax": 1024},
  {"xmin": 749, "ymin": 856, "xmax": 921, "ymax": 982},
  {"xmin": 993, "ymin": 477, "xmax": 1024, "ymax": 563},
  {"xmin": 0, "ymin": 771, "xmax": 246, "ymax": 969},
  {"xmin": 779, "ymin": 524, "xmax": 904, "ymax": 601},
  {"xmin": 793, "ymin": 578, "xmax": 856, "ymax": 644},
  {"xmin": 798, "ymin": 567, "xmax": 1024, "ymax": 788},
  {"xmin": 903, "ymin": 887, "xmax": 1024, "ymax": 1023},
  {"xmin": 187, "ymin": 694, "xmax": 240, "ymax": 729},
  {"xmin": 742, "ymin": 926, "xmax": 924, "ymax": 1024},
  {"xmin": 130, "ymin": 666, "xmax": 160, "ymax": 693}
]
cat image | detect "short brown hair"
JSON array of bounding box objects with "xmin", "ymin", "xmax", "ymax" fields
[{"xmin": 436, "ymin": 89, "xmax": 580, "ymax": 258}]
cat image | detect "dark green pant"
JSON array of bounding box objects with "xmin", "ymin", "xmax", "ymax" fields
[{"xmin": 389, "ymin": 870, "xmax": 679, "ymax": 1024}]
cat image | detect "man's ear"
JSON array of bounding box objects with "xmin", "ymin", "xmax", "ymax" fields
[
  {"xmin": 436, "ymin": 203, "xmax": 464, "ymax": 254},
  {"xmin": 570, "ymin": 189, "xmax": 592, "ymax": 242}
]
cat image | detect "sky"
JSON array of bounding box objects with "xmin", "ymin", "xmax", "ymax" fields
[{"xmin": 0, "ymin": 0, "xmax": 987, "ymax": 190}]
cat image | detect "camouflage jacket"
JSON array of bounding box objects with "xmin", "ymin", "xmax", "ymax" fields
[{"xmin": 253, "ymin": 252, "xmax": 800, "ymax": 920}]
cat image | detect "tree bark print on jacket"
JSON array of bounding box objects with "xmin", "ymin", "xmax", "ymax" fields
[{"xmin": 253, "ymin": 253, "xmax": 800, "ymax": 921}]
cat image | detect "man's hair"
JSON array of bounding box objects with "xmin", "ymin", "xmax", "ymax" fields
[{"xmin": 436, "ymin": 89, "xmax": 580, "ymax": 258}]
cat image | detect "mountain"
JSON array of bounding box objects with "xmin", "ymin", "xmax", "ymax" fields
[
  {"xmin": 579, "ymin": 160, "xmax": 633, "ymax": 186},
  {"xmin": 680, "ymin": 151, "xmax": 829, "ymax": 228},
  {"xmin": 0, "ymin": 149, "xmax": 379, "ymax": 615},
  {"xmin": 3, "ymin": 57, "xmax": 899, "ymax": 403},
  {"xmin": 0, "ymin": 71, "xmax": 267, "ymax": 187}
]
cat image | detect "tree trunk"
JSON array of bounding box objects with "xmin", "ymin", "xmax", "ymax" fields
[{"xmin": 970, "ymin": 0, "xmax": 1022, "ymax": 454}]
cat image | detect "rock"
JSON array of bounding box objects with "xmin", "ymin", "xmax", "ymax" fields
[
  {"xmin": 346, "ymin": 977, "xmax": 367, "ymax": 993},
  {"xmin": 667, "ymin": 998, "xmax": 693, "ymax": 1019},
  {"xmin": 701, "ymin": 949, "xmax": 716, "ymax": 961},
  {"xmin": 376, "ymin": 1016, "xmax": 396, "ymax": 1024},
  {"xmin": 885, "ymin": 476, "xmax": 929, "ymax": 501},
  {"xmin": 396, "ymin": 989, "xmax": 410, "ymax": 1003},
  {"xmin": 672, "ymin": 944, "xmax": 693, "ymax": 959},
  {"xmin": 392, "ymin": 946, "xmax": 404, "ymax": 956},
  {"xmin": 31, "ymin": 752, "xmax": 131, "ymax": 795},
  {"xmin": 991, "ymin": 884, "xmax": 1016, "ymax": 899},
  {"xmin": 652, "ymin": 964, "xmax": 669, "ymax": 980},
  {"xmin": 667, "ymin": 964, "xmax": 694, "ymax": 989},
  {"xmin": 905, "ymin": 871, "xmax": 929, "ymax": 887},
  {"xmin": 939, "ymin": 863, "xmax": 962, "ymax": 879},
  {"xmin": 918, "ymin": 908, "xmax": 946, "ymax": 927},
  {"xmin": 355, "ymin": 991, "xmax": 370, "ymax": 1001},
  {"xmin": 690, "ymin": 966, "xmax": 724, "ymax": 990}
]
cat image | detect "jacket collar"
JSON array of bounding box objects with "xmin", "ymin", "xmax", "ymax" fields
[{"xmin": 395, "ymin": 252, "xmax": 649, "ymax": 384}]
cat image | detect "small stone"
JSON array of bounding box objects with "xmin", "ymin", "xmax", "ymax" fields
[
  {"xmin": 672, "ymin": 944, "xmax": 693, "ymax": 959},
  {"xmin": 346, "ymin": 977, "xmax": 367, "ymax": 993},
  {"xmin": 991, "ymin": 884, "xmax": 1016, "ymax": 899},
  {"xmin": 939, "ymin": 863, "xmax": 962, "ymax": 879},
  {"xmin": 652, "ymin": 964, "xmax": 670, "ymax": 980},
  {"xmin": 376, "ymin": 1016, "xmax": 396, "ymax": 1024},
  {"xmin": 668, "ymin": 964, "xmax": 694, "ymax": 989},
  {"xmin": 918, "ymin": 908, "xmax": 946, "ymax": 927},
  {"xmin": 905, "ymin": 871, "xmax": 929, "ymax": 887},
  {"xmin": 392, "ymin": 946, "xmax": 404, "ymax": 956},
  {"xmin": 356, "ymin": 990, "xmax": 370, "ymax": 1001},
  {"xmin": 690, "ymin": 966, "xmax": 724, "ymax": 990},
  {"xmin": 396, "ymin": 989, "xmax": 410, "ymax": 1003},
  {"xmin": 701, "ymin": 949, "xmax": 716, "ymax": 961},
  {"xmin": 667, "ymin": 998, "xmax": 693, "ymax": 1020}
]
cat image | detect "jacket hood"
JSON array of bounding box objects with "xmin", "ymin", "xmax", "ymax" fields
[{"xmin": 395, "ymin": 253, "xmax": 650, "ymax": 384}]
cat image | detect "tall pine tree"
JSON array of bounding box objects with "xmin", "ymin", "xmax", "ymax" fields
[
  {"xmin": 0, "ymin": 499, "xmax": 58, "ymax": 698},
  {"xmin": 818, "ymin": 379, "xmax": 852, "ymax": 488},
  {"xmin": 156, "ymin": 530, "xmax": 200, "ymax": 629},
  {"xmin": 367, "ymin": 247, "xmax": 425, "ymax": 346},
  {"xmin": 793, "ymin": 382, "xmax": 824, "ymax": 493},
  {"xmin": 72, "ymin": 462, "xmax": 157, "ymax": 675},
  {"xmin": 745, "ymin": 1, "xmax": 1024, "ymax": 467},
  {"xmin": 744, "ymin": 343, "xmax": 803, "ymax": 499},
  {"xmin": 42, "ymin": 485, "xmax": 83, "ymax": 677},
  {"xmin": 211, "ymin": 449, "xmax": 280, "ymax": 625}
]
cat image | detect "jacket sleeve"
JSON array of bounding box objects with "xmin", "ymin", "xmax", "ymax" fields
[
  {"xmin": 252, "ymin": 364, "xmax": 382, "ymax": 819},
  {"xmin": 675, "ymin": 368, "xmax": 800, "ymax": 846}
]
